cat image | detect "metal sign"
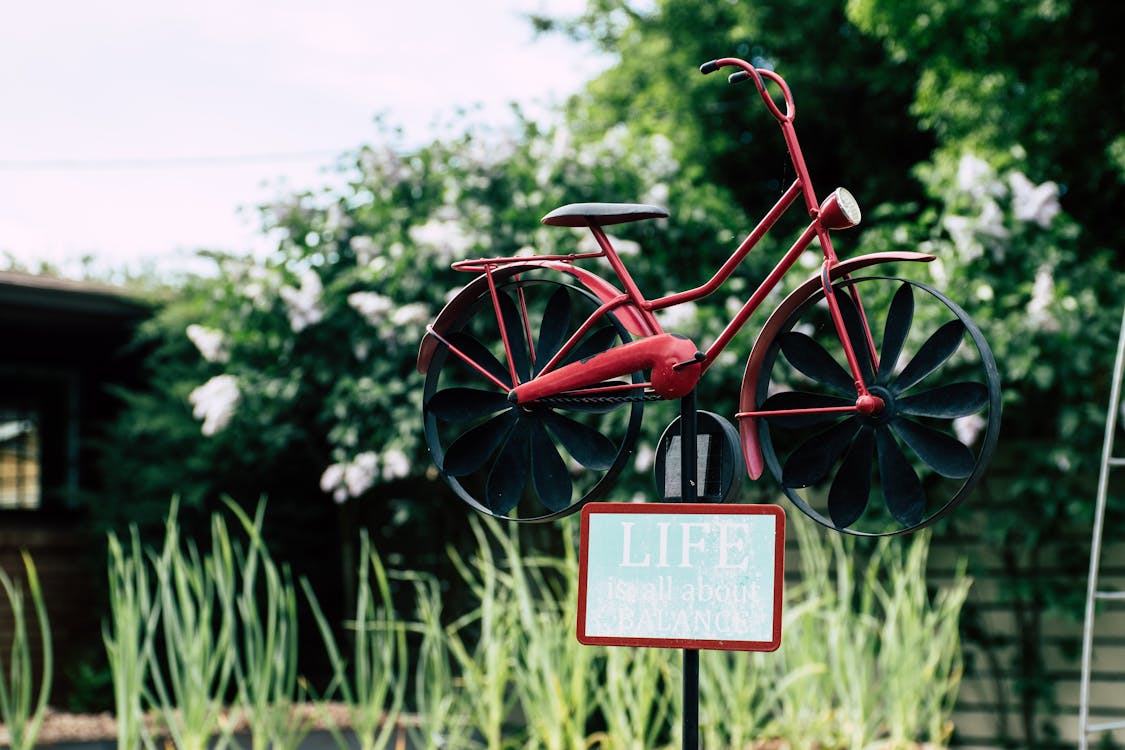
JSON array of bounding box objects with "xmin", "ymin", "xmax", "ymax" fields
[{"xmin": 577, "ymin": 502, "xmax": 785, "ymax": 651}]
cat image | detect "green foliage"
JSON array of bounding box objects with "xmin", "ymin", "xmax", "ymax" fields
[
  {"xmin": 93, "ymin": 500, "xmax": 970, "ymax": 749},
  {"xmin": 224, "ymin": 499, "xmax": 315, "ymax": 750},
  {"xmin": 104, "ymin": 528, "xmax": 160, "ymax": 750},
  {"xmin": 841, "ymin": 0, "xmax": 1125, "ymax": 735},
  {"xmin": 0, "ymin": 553, "xmax": 52, "ymax": 750},
  {"xmin": 547, "ymin": 0, "xmax": 932, "ymax": 219},
  {"xmin": 548, "ymin": 1, "xmax": 1125, "ymax": 744},
  {"xmin": 147, "ymin": 501, "xmax": 239, "ymax": 750},
  {"xmin": 845, "ymin": 0, "xmax": 1125, "ymax": 261},
  {"xmin": 93, "ymin": 0, "xmax": 1125, "ymax": 745},
  {"xmin": 419, "ymin": 514, "xmax": 969, "ymax": 750},
  {"xmin": 303, "ymin": 530, "xmax": 407, "ymax": 750}
]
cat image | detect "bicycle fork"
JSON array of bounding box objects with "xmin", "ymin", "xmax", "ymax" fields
[{"xmin": 818, "ymin": 261, "xmax": 884, "ymax": 416}]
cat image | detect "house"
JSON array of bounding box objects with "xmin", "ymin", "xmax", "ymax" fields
[{"xmin": 0, "ymin": 270, "xmax": 149, "ymax": 704}]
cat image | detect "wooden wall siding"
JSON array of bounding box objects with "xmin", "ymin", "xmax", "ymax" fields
[
  {"xmin": 778, "ymin": 523, "xmax": 1125, "ymax": 749},
  {"xmin": 931, "ymin": 534, "xmax": 1125, "ymax": 750},
  {"xmin": 0, "ymin": 525, "xmax": 100, "ymax": 705}
]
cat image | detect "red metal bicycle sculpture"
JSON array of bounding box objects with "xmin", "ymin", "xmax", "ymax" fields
[{"xmin": 417, "ymin": 57, "xmax": 1001, "ymax": 537}]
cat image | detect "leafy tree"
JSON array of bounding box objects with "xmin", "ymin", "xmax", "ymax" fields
[
  {"xmin": 538, "ymin": 0, "xmax": 933, "ymax": 220},
  {"xmin": 97, "ymin": 0, "xmax": 1125, "ymax": 742},
  {"xmin": 545, "ymin": 0, "xmax": 1125, "ymax": 745},
  {"xmin": 97, "ymin": 112, "xmax": 750, "ymax": 629},
  {"xmin": 843, "ymin": 0, "xmax": 1125, "ymax": 744}
]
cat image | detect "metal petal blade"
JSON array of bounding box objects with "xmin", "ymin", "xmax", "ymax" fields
[
  {"xmin": 486, "ymin": 421, "xmax": 530, "ymax": 515},
  {"xmin": 891, "ymin": 418, "xmax": 976, "ymax": 478},
  {"xmin": 445, "ymin": 331, "xmax": 510, "ymax": 386},
  {"xmin": 836, "ymin": 288, "xmax": 875, "ymax": 384},
  {"xmin": 897, "ymin": 382, "xmax": 989, "ymax": 419},
  {"xmin": 778, "ymin": 332, "xmax": 856, "ymax": 395},
  {"xmin": 426, "ymin": 387, "xmax": 511, "ymax": 422},
  {"xmin": 564, "ymin": 326, "xmax": 619, "ymax": 364},
  {"xmin": 540, "ymin": 410, "xmax": 617, "ymax": 470},
  {"xmin": 781, "ymin": 417, "xmax": 859, "ymax": 488},
  {"xmin": 535, "ymin": 286, "xmax": 572, "ymax": 370},
  {"xmin": 759, "ymin": 391, "xmax": 854, "ymax": 428},
  {"xmin": 876, "ymin": 429, "xmax": 925, "ymax": 527},
  {"xmin": 441, "ymin": 410, "xmax": 517, "ymax": 476},
  {"xmin": 529, "ymin": 420, "xmax": 573, "ymax": 511},
  {"xmin": 498, "ymin": 292, "xmax": 532, "ymax": 383},
  {"xmin": 828, "ymin": 426, "xmax": 875, "ymax": 529},
  {"xmin": 877, "ymin": 284, "xmax": 914, "ymax": 385},
  {"xmin": 891, "ymin": 320, "xmax": 965, "ymax": 394}
]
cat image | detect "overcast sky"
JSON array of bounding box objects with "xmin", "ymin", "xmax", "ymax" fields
[{"xmin": 0, "ymin": 0, "xmax": 605, "ymax": 278}]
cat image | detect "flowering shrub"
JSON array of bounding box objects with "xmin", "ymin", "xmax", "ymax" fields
[{"xmin": 97, "ymin": 113, "xmax": 758, "ymax": 561}]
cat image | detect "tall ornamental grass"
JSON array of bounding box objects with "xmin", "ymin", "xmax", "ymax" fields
[
  {"xmin": 97, "ymin": 502, "xmax": 969, "ymax": 750},
  {"xmin": 224, "ymin": 500, "xmax": 314, "ymax": 750},
  {"xmin": 0, "ymin": 552, "xmax": 51, "ymax": 750},
  {"xmin": 104, "ymin": 528, "xmax": 159, "ymax": 750},
  {"xmin": 420, "ymin": 514, "xmax": 970, "ymax": 750},
  {"xmin": 303, "ymin": 529, "xmax": 407, "ymax": 750},
  {"xmin": 146, "ymin": 503, "xmax": 238, "ymax": 750}
]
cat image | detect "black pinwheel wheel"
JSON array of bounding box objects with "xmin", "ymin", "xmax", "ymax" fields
[
  {"xmin": 423, "ymin": 276, "xmax": 644, "ymax": 522},
  {"xmin": 756, "ymin": 277, "xmax": 1000, "ymax": 536}
]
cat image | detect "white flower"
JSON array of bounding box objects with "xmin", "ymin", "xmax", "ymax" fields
[
  {"xmin": 324, "ymin": 203, "xmax": 351, "ymax": 233},
  {"xmin": 410, "ymin": 216, "xmax": 475, "ymax": 261},
  {"xmin": 954, "ymin": 414, "xmax": 986, "ymax": 446},
  {"xmin": 643, "ymin": 182, "xmax": 670, "ymax": 210},
  {"xmin": 633, "ymin": 443, "xmax": 654, "ymax": 473},
  {"xmin": 391, "ymin": 302, "xmax": 430, "ymax": 327},
  {"xmin": 1009, "ymin": 171, "xmax": 1061, "ymax": 227},
  {"xmin": 279, "ymin": 270, "xmax": 325, "ymax": 333},
  {"xmin": 320, "ymin": 463, "xmax": 348, "ymax": 503},
  {"xmin": 321, "ymin": 452, "xmax": 381, "ymax": 503},
  {"xmin": 975, "ymin": 199, "xmax": 1010, "ymax": 242},
  {"xmin": 186, "ymin": 324, "xmax": 228, "ymax": 363},
  {"xmin": 655, "ymin": 301, "xmax": 697, "ymax": 332},
  {"xmin": 349, "ymin": 236, "xmax": 378, "ymax": 265},
  {"xmin": 188, "ymin": 374, "xmax": 240, "ymax": 436},
  {"xmin": 942, "ymin": 215, "xmax": 984, "ymax": 262},
  {"xmin": 610, "ymin": 236, "xmax": 642, "ymax": 257},
  {"xmin": 348, "ymin": 291, "xmax": 394, "ymax": 326},
  {"xmin": 381, "ymin": 448, "xmax": 410, "ymax": 480},
  {"xmin": 344, "ymin": 452, "xmax": 379, "ymax": 498},
  {"xmin": 956, "ymin": 154, "xmax": 1005, "ymax": 199},
  {"xmin": 1026, "ymin": 266, "xmax": 1059, "ymax": 331},
  {"xmin": 647, "ymin": 134, "xmax": 679, "ymax": 177}
]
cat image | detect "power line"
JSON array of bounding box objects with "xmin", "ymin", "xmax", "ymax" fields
[{"xmin": 0, "ymin": 149, "xmax": 347, "ymax": 171}]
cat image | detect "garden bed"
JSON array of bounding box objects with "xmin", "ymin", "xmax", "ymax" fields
[{"xmin": 2, "ymin": 703, "xmax": 371, "ymax": 748}]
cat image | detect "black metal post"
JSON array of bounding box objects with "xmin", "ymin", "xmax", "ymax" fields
[{"xmin": 679, "ymin": 389, "xmax": 700, "ymax": 750}]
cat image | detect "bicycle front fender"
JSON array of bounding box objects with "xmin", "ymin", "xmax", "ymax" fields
[
  {"xmin": 738, "ymin": 251, "xmax": 936, "ymax": 480},
  {"xmin": 416, "ymin": 261, "xmax": 655, "ymax": 374}
]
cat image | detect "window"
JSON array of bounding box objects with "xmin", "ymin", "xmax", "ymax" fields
[
  {"xmin": 0, "ymin": 406, "xmax": 41, "ymax": 509},
  {"xmin": 0, "ymin": 373, "xmax": 74, "ymax": 512}
]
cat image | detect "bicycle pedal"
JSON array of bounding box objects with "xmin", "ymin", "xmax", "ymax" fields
[{"xmin": 673, "ymin": 351, "xmax": 707, "ymax": 370}]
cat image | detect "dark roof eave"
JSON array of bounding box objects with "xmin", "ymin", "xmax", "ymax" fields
[{"xmin": 0, "ymin": 271, "xmax": 151, "ymax": 320}]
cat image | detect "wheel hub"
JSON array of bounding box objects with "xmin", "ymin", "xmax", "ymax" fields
[
  {"xmin": 856, "ymin": 385, "xmax": 896, "ymax": 425},
  {"xmin": 855, "ymin": 392, "xmax": 885, "ymax": 417}
]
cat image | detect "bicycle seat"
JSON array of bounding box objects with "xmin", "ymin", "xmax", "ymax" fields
[{"xmin": 541, "ymin": 202, "xmax": 669, "ymax": 227}]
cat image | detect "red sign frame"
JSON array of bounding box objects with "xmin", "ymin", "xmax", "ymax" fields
[{"xmin": 577, "ymin": 502, "xmax": 785, "ymax": 651}]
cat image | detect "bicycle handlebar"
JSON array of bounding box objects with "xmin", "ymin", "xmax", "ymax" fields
[{"xmin": 700, "ymin": 57, "xmax": 795, "ymax": 123}]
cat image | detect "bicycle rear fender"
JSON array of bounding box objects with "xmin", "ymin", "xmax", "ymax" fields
[
  {"xmin": 738, "ymin": 251, "xmax": 936, "ymax": 480},
  {"xmin": 416, "ymin": 261, "xmax": 654, "ymax": 374}
]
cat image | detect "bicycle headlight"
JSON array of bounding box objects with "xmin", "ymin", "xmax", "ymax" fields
[{"xmin": 819, "ymin": 187, "xmax": 862, "ymax": 229}]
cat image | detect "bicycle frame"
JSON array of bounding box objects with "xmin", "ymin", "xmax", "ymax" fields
[
  {"xmin": 419, "ymin": 55, "xmax": 997, "ymax": 535},
  {"xmin": 418, "ymin": 59, "xmax": 930, "ymax": 418}
]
